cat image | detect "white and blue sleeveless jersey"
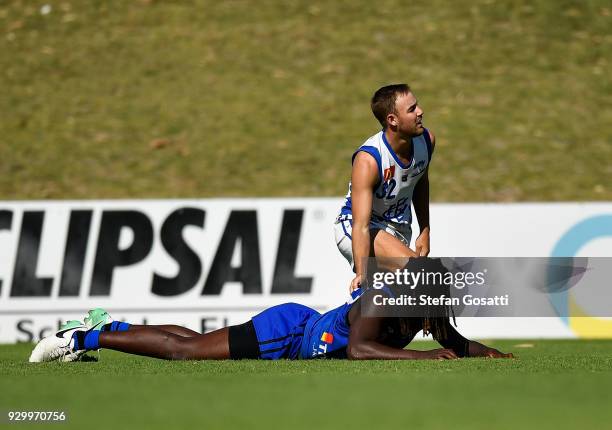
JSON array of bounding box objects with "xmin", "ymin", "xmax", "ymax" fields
[{"xmin": 338, "ymin": 129, "xmax": 433, "ymax": 225}]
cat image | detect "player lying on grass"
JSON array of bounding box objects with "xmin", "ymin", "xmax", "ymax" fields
[{"xmin": 30, "ymin": 259, "xmax": 513, "ymax": 362}]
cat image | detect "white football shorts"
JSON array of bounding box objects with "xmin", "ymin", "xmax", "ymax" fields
[{"xmin": 333, "ymin": 217, "xmax": 412, "ymax": 269}]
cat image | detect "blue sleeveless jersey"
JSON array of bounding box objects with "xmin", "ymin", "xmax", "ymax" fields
[
  {"xmin": 298, "ymin": 289, "xmax": 362, "ymax": 359},
  {"xmin": 251, "ymin": 290, "xmax": 362, "ymax": 360}
]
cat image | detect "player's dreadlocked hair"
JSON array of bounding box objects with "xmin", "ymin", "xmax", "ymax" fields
[
  {"xmin": 421, "ymin": 292, "xmax": 457, "ymax": 341},
  {"xmin": 418, "ymin": 258, "xmax": 457, "ymax": 340},
  {"xmin": 386, "ymin": 257, "xmax": 458, "ymax": 341},
  {"xmin": 371, "ymin": 83, "xmax": 412, "ymax": 128}
]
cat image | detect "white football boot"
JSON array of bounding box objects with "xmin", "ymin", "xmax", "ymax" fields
[{"xmin": 29, "ymin": 322, "xmax": 87, "ymax": 363}]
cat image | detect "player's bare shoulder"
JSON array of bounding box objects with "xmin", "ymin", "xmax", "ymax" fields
[
  {"xmin": 351, "ymin": 151, "xmax": 379, "ymax": 187},
  {"xmin": 353, "ymin": 151, "xmax": 378, "ymax": 171}
]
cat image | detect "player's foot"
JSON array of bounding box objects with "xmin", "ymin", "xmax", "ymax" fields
[
  {"xmin": 29, "ymin": 323, "xmax": 87, "ymax": 363},
  {"xmin": 84, "ymin": 308, "xmax": 114, "ymax": 331},
  {"xmin": 56, "ymin": 320, "xmax": 88, "ymax": 362}
]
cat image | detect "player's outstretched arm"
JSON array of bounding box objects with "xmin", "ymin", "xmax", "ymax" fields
[{"xmin": 346, "ymin": 296, "xmax": 458, "ymax": 360}]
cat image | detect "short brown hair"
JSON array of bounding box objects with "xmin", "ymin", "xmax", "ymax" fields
[{"xmin": 370, "ymin": 84, "xmax": 411, "ymax": 128}]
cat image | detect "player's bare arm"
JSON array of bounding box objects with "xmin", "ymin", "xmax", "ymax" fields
[
  {"xmin": 412, "ymin": 130, "xmax": 435, "ymax": 257},
  {"xmin": 345, "ymin": 288, "xmax": 513, "ymax": 360},
  {"xmin": 349, "ymin": 151, "xmax": 379, "ymax": 291},
  {"xmin": 350, "ymin": 153, "xmax": 418, "ymax": 292},
  {"xmin": 346, "ymin": 293, "xmax": 458, "ymax": 360}
]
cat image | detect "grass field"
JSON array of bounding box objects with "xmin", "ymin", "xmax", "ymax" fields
[
  {"xmin": 2, "ymin": 340, "xmax": 612, "ymax": 429},
  {"xmin": 1, "ymin": 0, "xmax": 611, "ymax": 201},
  {"xmin": 2, "ymin": 2, "xmax": 610, "ymax": 428}
]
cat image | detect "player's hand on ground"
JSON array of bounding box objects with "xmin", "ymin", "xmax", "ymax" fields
[
  {"xmin": 349, "ymin": 275, "xmax": 362, "ymax": 292},
  {"xmin": 422, "ymin": 348, "xmax": 458, "ymax": 360},
  {"xmin": 415, "ymin": 227, "xmax": 430, "ymax": 257},
  {"xmin": 485, "ymin": 348, "xmax": 514, "ymax": 358}
]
